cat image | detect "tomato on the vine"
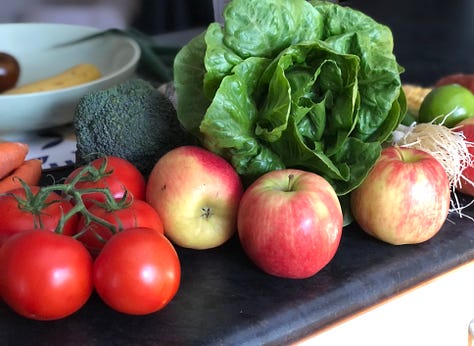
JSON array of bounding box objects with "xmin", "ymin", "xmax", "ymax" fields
[
  {"xmin": 0, "ymin": 186, "xmax": 79, "ymax": 247},
  {"xmin": 75, "ymin": 199, "xmax": 164, "ymax": 254},
  {"xmin": 65, "ymin": 156, "xmax": 146, "ymax": 207},
  {"xmin": 93, "ymin": 227, "xmax": 180, "ymax": 315},
  {"xmin": 0, "ymin": 230, "xmax": 93, "ymax": 320}
]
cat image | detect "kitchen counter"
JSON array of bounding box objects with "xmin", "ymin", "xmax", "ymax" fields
[
  {"xmin": 1, "ymin": 0, "xmax": 474, "ymax": 345},
  {"xmin": 298, "ymin": 260, "xmax": 474, "ymax": 345}
]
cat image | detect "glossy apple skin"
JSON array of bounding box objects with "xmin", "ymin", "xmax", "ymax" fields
[
  {"xmin": 146, "ymin": 146, "xmax": 243, "ymax": 249},
  {"xmin": 454, "ymin": 117, "xmax": 474, "ymax": 196},
  {"xmin": 237, "ymin": 169, "xmax": 343, "ymax": 279},
  {"xmin": 350, "ymin": 146, "xmax": 450, "ymax": 245}
]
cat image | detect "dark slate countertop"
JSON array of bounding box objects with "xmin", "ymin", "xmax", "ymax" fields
[{"xmin": 0, "ymin": 202, "xmax": 473, "ymax": 345}]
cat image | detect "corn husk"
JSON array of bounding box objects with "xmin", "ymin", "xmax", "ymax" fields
[{"xmin": 402, "ymin": 84, "xmax": 432, "ymax": 116}]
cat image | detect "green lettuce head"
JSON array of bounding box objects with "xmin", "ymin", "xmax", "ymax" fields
[{"xmin": 174, "ymin": 0, "xmax": 405, "ymax": 198}]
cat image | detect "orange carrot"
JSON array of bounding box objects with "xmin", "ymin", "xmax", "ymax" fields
[
  {"xmin": 0, "ymin": 142, "xmax": 29, "ymax": 180},
  {"xmin": 0, "ymin": 159, "xmax": 42, "ymax": 193}
]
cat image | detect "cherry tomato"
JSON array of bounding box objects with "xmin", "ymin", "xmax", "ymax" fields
[
  {"xmin": 0, "ymin": 52, "xmax": 20, "ymax": 92},
  {"xmin": 76, "ymin": 199, "xmax": 164, "ymax": 254},
  {"xmin": 66, "ymin": 156, "xmax": 146, "ymax": 208},
  {"xmin": 0, "ymin": 230, "xmax": 93, "ymax": 320},
  {"xmin": 0, "ymin": 186, "xmax": 79, "ymax": 247},
  {"xmin": 93, "ymin": 227, "xmax": 180, "ymax": 315},
  {"xmin": 418, "ymin": 84, "xmax": 474, "ymax": 127}
]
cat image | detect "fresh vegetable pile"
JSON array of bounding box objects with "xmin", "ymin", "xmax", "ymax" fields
[{"xmin": 2, "ymin": 0, "xmax": 474, "ymax": 324}]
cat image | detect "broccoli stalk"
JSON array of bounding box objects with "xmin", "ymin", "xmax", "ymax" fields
[{"xmin": 74, "ymin": 78, "xmax": 194, "ymax": 176}]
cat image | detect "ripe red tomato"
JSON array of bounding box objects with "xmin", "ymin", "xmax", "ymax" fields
[
  {"xmin": 0, "ymin": 230, "xmax": 93, "ymax": 320},
  {"xmin": 66, "ymin": 156, "xmax": 146, "ymax": 207},
  {"xmin": 0, "ymin": 186, "xmax": 79, "ymax": 247},
  {"xmin": 93, "ymin": 227, "xmax": 180, "ymax": 315},
  {"xmin": 75, "ymin": 199, "xmax": 164, "ymax": 254}
]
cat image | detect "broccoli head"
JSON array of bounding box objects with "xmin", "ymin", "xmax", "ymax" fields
[{"xmin": 74, "ymin": 78, "xmax": 194, "ymax": 176}]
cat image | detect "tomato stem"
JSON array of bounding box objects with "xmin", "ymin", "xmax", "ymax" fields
[{"xmin": 12, "ymin": 160, "xmax": 124, "ymax": 236}]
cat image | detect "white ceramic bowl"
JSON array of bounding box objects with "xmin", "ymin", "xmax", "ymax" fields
[{"xmin": 0, "ymin": 23, "xmax": 140, "ymax": 135}]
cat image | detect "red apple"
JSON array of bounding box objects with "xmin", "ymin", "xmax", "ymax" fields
[
  {"xmin": 146, "ymin": 146, "xmax": 243, "ymax": 249},
  {"xmin": 350, "ymin": 146, "xmax": 450, "ymax": 245},
  {"xmin": 237, "ymin": 169, "xmax": 343, "ymax": 279},
  {"xmin": 454, "ymin": 117, "xmax": 474, "ymax": 196}
]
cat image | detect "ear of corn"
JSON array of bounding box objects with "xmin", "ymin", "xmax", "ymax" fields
[{"xmin": 402, "ymin": 84, "xmax": 432, "ymax": 117}]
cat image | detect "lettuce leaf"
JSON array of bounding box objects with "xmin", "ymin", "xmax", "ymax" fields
[{"xmin": 174, "ymin": 0, "xmax": 405, "ymax": 196}]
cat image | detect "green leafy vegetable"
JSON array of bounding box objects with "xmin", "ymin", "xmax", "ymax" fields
[
  {"xmin": 174, "ymin": 0, "xmax": 405, "ymax": 196},
  {"xmin": 74, "ymin": 79, "xmax": 193, "ymax": 177}
]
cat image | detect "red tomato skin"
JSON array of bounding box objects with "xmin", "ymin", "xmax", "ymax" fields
[
  {"xmin": 0, "ymin": 230, "xmax": 93, "ymax": 320},
  {"xmin": 66, "ymin": 156, "xmax": 146, "ymax": 207},
  {"xmin": 76, "ymin": 199, "xmax": 164, "ymax": 254},
  {"xmin": 93, "ymin": 227, "xmax": 180, "ymax": 315},
  {"xmin": 0, "ymin": 187, "xmax": 79, "ymax": 247}
]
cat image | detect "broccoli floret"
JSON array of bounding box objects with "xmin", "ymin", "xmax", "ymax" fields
[{"xmin": 74, "ymin": 78, "xmax": 194, "ymax": 176}]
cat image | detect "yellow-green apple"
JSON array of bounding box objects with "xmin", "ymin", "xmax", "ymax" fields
[
  {"xmin": 350, "ymin": 146, "xmax": 450, "ymax": 245},
  {"xmin": 454, "ymin": 117, "xmax": 474, "ymax": 196},
  {"xmin": 237, "ymin": 169, "xmax": 343, "ymax": 279},
  {"xmin": 146, "ymin": 146, "xmax": 243, "ymax": 249}
]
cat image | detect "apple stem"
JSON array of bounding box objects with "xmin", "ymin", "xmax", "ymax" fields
[{"xmin": 287, "ymin": 174, "xmax": 295, "ymax": 191}]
